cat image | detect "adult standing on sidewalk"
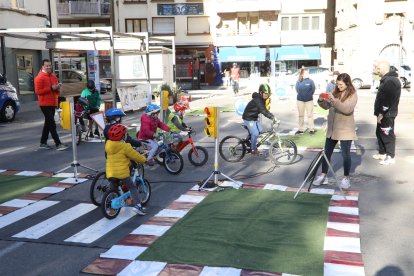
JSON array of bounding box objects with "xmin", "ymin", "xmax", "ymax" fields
[
  {"xmin": 295, "ymin": 68, "xmax": 316, "ymax": 135},
  {"xmin": 373, "ymin": 60, "xmax": 401, "ymax": 165},
  {"xmin": 34, "ymin": 59, "xmax": 68, "ymax": 151},
  {"xmin": 230, "ymin": 63, "xmax": 240, "ymax": 95},
  {"xmin": 313, "ymin": 73, "xmax": 358, "ymax": 188}
]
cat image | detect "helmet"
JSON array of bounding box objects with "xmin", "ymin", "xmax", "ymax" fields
[
  {"xmin": 105, "ymin": 108, "xmax": 126, "ymax": 121},
  {"xmin": 145, "ymin": 104, "xmax": 161, "ymax": 115},
  {"xmin": 173, "ymin": 102, "xmax": 187, "ymax": 112},
  {"xmin": 108, "ymin": 124, "xmax": 128, "ymax": 141},
  {"xmin": 87, "ymin": 80, "xmax": 95, "ymax": 90},
  {"xmin": 258, "ymin": 83, "xmax": 271, "ymax": 95}
]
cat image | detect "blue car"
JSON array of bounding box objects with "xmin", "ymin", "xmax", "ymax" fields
[{"xmin": 0, "ymin": 73, "xmax": 20, "ymax": 122}]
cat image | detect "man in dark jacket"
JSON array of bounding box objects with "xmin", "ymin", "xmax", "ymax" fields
[
  {"xmin": 242, "ymin": 89, "xmax": 275, "ymax": 154},
  {"xmin": 373, "ymin": 61, "xmax": 401, "ymax": 165}
]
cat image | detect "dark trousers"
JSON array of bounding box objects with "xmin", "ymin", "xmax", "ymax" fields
[
  {"xmin": 40, "ymin": 106, "xmax": 61, "ymax": 146},
  {"xmin": 321, "ymin": 138, "xmax": 352, "ymax": 176},
  {"xmin": 376, "ymin": 117, "xmax": 396, "ymax": 158}
]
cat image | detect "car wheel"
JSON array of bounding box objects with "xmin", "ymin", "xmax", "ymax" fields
[
  {"xmin": 400, "ymin": 77, "xmax": 407, "ymax": 88},
  {"xmin": 352, "ymin": 78, "xmax": 363, "ymax": 89},
  {"xmin": 0, "ymin": 101, "xmax": 16, "ymax": 122}
]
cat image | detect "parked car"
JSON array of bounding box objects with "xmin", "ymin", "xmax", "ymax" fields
[
  {"xmin": 284, "ymin": 66, "xmax": 330, "ymax": 92},
  {"xmin": 54, "ymin": 69, "xmax": 87, "ymax": 97},
  {"xmin": 351, "ymin": 72, "xmax": 372, "ymax": 89},
  {"xmin": 99, "ymin": 78, "xmax": 112, "ymax": 94},
  {"xmin": 390, "ymin": 65, "xmax": 411, "ymax": 88},
  {"xmin": 0, "ymin": 73, "xmax": 20, "ymax": 122}
]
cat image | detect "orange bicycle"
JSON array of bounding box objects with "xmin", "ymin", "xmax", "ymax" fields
[{"xmin": 171, "ymin": 128, "xmax": 208, "ymax": 166}]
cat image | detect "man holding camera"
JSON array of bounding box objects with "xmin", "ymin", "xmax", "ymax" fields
[{"xmin": 34, "ymin": 59, "xmax": 68, "ymax": 151}]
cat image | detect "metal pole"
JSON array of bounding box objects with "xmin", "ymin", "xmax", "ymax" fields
[
  {"xmin": 214, "ymin": 106, "xmax": 219, "ymax": 184},
  {"xmin": 109, "ymin": 30, "xmax": 116, "ymax": 108},
  {"xmin": 0, "ymin": 36, "xmax": 6, "ymax": 75},
  {"xmin": 68, "ymin": 98, "xmax": 79, "ymax": 179}
]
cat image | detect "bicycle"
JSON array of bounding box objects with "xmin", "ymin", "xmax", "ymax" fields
[
  {"xmin": 74, "ymin": 98, "xmax": 101, "ymax": 145},
  {"xmin": 100, "ymin": 163, "xmax": 151, "ymax": 219},
  {"xmin": 219, "ymin": 119, "xmax": 298, "ymax": 165},
  {"xmin": 140, "ymin": 132, "xmax": 184, "ymax": 175},
  {"xmin": 171, "ymin": 128, "xmax": 208, "ymax": 166},
  {"xmin": 90, "ymin": 161, "xmax": 145, "ymax": 206}
]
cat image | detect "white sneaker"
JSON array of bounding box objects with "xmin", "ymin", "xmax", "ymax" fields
[
  {"xmin": 341, "ymin": 178, "xmax": 351, "ymax": 189},
  {"xmin": 313, "ymin": 175, "xmax": 328, "ymax": 186},
  {"xmin": 379, "ymin": 156, "xmax": 395, "ymax": 165},
  {"xmin": 372, "ymin": 154, "xmax": 386, "ymax": 160}
]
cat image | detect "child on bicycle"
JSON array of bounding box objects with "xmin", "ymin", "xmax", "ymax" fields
[
  {"xmin": 104, "ymin": 107, "xmax": 142, "ymax": 148},
  {"xmin": 81, "ymin": 80, "xmax": 101, "ymax": 138},
  {"xmin": 74, "ymin": 97, "xmax": 88, "ymax": 132},
  {"xmin": 167, "ymin": 102, "xmax": 190, "ymax": 143},
  {"xmin": 242, "ymin": 83, "xmax": 275, "ymax": 155},
  {"xmin": 106, "ymin": 124, "xmax": 147, "ymax": 215},
  {"xmin": 138, "ymin": 104, "xmax": 170, "ymax": 166}
]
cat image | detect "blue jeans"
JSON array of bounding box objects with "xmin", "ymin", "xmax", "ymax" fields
[
  {"xmin": 243, "ymin": 120, "xmax": 263, "ymax": 151},
  {"xmin": 321, "ymin": 138, "xmax": 352, "ymax": 176}
]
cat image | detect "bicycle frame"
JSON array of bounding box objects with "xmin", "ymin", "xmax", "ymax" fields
[{"xmin": 173, "ymin": 130, "xmax": 199, "ymax": 155}]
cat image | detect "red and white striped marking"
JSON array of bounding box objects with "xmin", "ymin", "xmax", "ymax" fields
[{"xmin": 83, "ymin": 184, "xmax": 365, "ymax": 276}]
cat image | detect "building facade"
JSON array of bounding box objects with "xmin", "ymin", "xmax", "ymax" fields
[
  {"xmin": 0, "ymin": 0, "xmax": 58, "ymax": 101},
  {"xmin": 334, "ymin": 0, "xmax": 414, "ymax": 87}
]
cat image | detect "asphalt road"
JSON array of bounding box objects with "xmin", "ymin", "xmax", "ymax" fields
[{"xmin": 0, "ymin": 87, "xmax": 413, "ymax": 275}]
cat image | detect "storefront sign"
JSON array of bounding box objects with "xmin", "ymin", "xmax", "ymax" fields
[{"xmin": 117, "ymin": 84, "xmax": 151, "ymax": 112}]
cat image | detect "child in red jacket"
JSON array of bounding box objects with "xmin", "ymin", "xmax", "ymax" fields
[{"xmin": 138, "ymin": 104, "xmax": 170, "ymax": 166}]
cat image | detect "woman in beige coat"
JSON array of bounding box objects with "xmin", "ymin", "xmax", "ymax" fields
[{"xmin": 313, "ymin": 73, "xmax": 358, "ymax": 189}]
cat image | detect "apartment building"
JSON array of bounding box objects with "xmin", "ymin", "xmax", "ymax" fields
[
  {"xmin": 0, "ymin": 0, "xmax": 58, "ymax": 101},
  {"xmin": 334, "ymin": 0, "xmax": 414, "ymax": 87}
]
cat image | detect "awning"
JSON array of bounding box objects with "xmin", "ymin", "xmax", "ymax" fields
[
  {"xmin": 276, "ymin": 46, "xmax": 320, "ymax": 61},
  {"xmin": 219, "ymin": 46, "xmax": 266, "ymax": 62}
]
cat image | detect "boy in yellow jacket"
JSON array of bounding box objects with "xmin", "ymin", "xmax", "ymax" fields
[{"xmin": 105, "ymin": 124, "xmax": 147, "ymax": 215}]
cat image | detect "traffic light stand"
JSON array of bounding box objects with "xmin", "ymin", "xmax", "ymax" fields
[{"xmin": 199, "ymin": 106, "xmax": 242, "ymax": 191}]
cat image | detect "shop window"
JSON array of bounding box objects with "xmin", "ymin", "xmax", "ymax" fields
[
  {"xmin": 187, "ymin": 17, "xmax": 209, "ymax": 35},
  {"xmin": 152, "ymin": 17, "xmax": 175, "ymax": 35}
]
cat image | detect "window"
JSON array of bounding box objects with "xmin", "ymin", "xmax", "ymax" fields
[
  {"xmin": 126, "ymin": 19, "xmax": 148, "ymax": 32},
  {"xmin": 187, "ymin": 17, "xmax": 209, "ymax": 35},
  {"xmin": 152, "ymin": 17, "xmax": 175, "ymax": 35},
  {"xmin": 311, "ymin": 16, "xmax": 320, "ymax": 30},
  {"xmin": 302, "ymin": 17, "xmax": 309, "ymax": 30},
  {"xmin": 281, "ymin": 17, "xmax": 289, "ymax": 31},
  {"xmin": 16, "ymin": 0, "xmax": 25, "ymax": 8},
  {"xmin": 291, "ymin": 16, "xmax": 299, "ymax": 30},
  {"xmin": 281, "ymin": 14, "xmax": 321, "ymax": 31},
  {"xmin": 124, "ymin": 0, "xmax": 147, "ymax": 3}
]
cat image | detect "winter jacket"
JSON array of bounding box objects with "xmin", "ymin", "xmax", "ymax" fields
[
  {"xmin": 374, "ymin": 71, "xmax": 401, "ymax": 118},
  {"xmin": 326, "ymin": 92, "xmax": 358, "ymax": 141},
  {"xmin": 80, "ymin": 88, "xmax": 101, "ymax": 110},
  {"xmin": 295, "ymin": 78, "xmax": 315, "ymax": 102},
  {"xmin": 105, "ymin": 140, "xmax": 146, "ymax": 179},
  {"xmin": 242, "ymin": 92, "xmax": 274, "ymax": 121},
  {"xmin": 167, "ymin": 112, "xmax": 187, "ymax": 133},
  {"xmin": 34, "ymin": 70, "xmax": 60, "ymax": 107},
  {"xmin": 138, "ymin": 113, "xmax": 170, "ymax": 140}
]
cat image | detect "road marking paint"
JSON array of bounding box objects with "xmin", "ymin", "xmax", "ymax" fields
[
  {"xmin": 118, "ymin": 260, "xmax": 167, "ymax": 276},
  {"xmin": 0, "ymin": 199, "xmax": 36, "ymax": 208},
  {"xmin": 324, "ymin": 236, "xmax": 361, "ymax": 253},
  {"xmin": 13, "ymin": 203, "xmax": 96, "ymax": 239},
  {"xmin": 327, "ymin": 222, "xmax": 360, "ymax": 233},
  {"xmin": 0, "ymin": 200, "xmax": 59, "ymax": 229},
  {"xmin": 64, "ymin": 207, "xmax": 136, "ymax": 244},
  {"xmin": 0, "ymin": 241, "xmax": 25, "ymax": 259},
  {"xmin": 100, "ymin": 245, "xmax": 147, "ymax": 260},
  {"xmin": 0, "ymin": 146, "xmax": 25, "ymax": 155},
  {"xmin": 15, "ymin": 171, "xmax": 43, "ymax": 176},
  {"xmin": 31, "ymin": 187, "xmax": 66, "ymax": 194},
  {"xmin": 131, "ymin": 224, "xmax": 170, "ymax": 236},
  {"xmin": 328, "ymin": 206, "xmax": 359, "ymax": 216}
]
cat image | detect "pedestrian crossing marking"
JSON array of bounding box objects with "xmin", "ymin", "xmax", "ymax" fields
[
  {"xmin": 100, "ymin": 245, "xmax": 147, "ymax": 260},
  {"xmin": 15, "ymin": 171, "xmax": 43, "ymax": 176},
  {"xmin": 0, "ymin": 199, "xmax": 36, "ymax": 208},
  {"xmin": 31, "ymin": 187, "xmax": 66, "ymax": 194},
  {"xmin": 0, "ymin": 200, "xmax": 59, "ymax": 229},
  {"xmin": 13, "ymin": 203, "xmax": 96, "ymax": 239},
  {"xmin": 64, "ymin": 207, "xmax": 137, "ymax": 244}
]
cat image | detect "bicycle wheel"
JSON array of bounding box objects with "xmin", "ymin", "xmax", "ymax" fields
[
  {"xmin": 89, "ymin": 171, "xmax": 111, "ymax": 206},
  {"xmin": 101, "ymin": 189, "xmax": 121, "ymax": 219},
  {"xmin": 188, "ymin": 146, "xmax": 208, "ymax": 166},
  {"xmin": 163, "ymin": 150, "xmax": 184, "ymax": 175},
  {"xmin": 136, "ymin": 178, "xmax": 151, "ymax": 206},
  {"xmin": 154, "ymin": 152, "xmax": 164, "ymax": 165},
  {"xmin": 219, "ymin": 136, "xmax": 246, "ymax": 162},
  {"xmin": 76, "ymin": 124, "xmax": 82, "ymax": 145},
  {"xmin": 269, "ymin": 139, "xmax": 297, "ymax": 165}
]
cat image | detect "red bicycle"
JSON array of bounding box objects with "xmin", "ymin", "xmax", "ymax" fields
[{"xmin": 172, "ymin": 128, "xmax": 208, "ymax": 166}]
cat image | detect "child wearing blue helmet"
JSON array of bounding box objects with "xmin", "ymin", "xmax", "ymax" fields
[{"xmin": 104, "ymin": 108, "xmax": 141, "ymax": 148}]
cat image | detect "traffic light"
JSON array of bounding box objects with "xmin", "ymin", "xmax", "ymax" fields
[{"xmin": 203, "ymin": 106, "xmax": 218, "ymax": 138}]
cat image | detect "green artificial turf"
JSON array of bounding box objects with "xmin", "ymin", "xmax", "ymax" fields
[
  {"xmin": 287, "ymin": 128, "xmax": 327, "ymax": 148},
  {"xmin": 138, "ymin": 189, "xmax": 331, "ymax": 276},
  {"xmin": 0, "ymin": 175, "xmax": 64, "ymax": 203}
]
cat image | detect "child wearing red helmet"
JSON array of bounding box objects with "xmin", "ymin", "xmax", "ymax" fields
[{"xmin": 106, "ymin": 124, "xmax": 147, "ymax": 215}]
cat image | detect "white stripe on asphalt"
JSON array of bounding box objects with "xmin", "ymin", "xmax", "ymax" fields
[
  {"xmin": 64, "ymin": 207, "xmax": 137, "ymax": 244},
  {"xmin": 0, "ymin": 200, "xmax": 59, "ymax": 229},
  {"xmin": 13, "ymin": 203, "xmax": 96, "ymax": 239},
  {"xmin": 0, "ymin": 146, "xmax": 26, "ymax": 155}
]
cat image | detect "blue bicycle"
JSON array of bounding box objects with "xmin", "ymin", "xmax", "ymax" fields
[{"xmin": 101, "ymin": 164, "xmax": 151, "ymax": 219}]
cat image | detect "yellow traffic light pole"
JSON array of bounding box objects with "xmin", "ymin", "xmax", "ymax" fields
[{"xmin": 199, "ymin": 106, "xmax": 242, "ymax": 191}]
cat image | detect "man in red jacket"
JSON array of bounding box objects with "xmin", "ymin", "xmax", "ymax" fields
[{"xmin": 34, "ymin": 59, "xmax": 68, "ymax": 150}]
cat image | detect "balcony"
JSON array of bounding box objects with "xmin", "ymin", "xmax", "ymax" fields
[
  {"xmin": 215, "ymin": 0, "xmax": 281, "ymax": 13},
  {"xmin": 57, "ymin": 1, "xmax": 111, "ymax": 17},
  {"xmin": 214, "ymin": 30, "xmax": 282, "ymax": 47}
]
